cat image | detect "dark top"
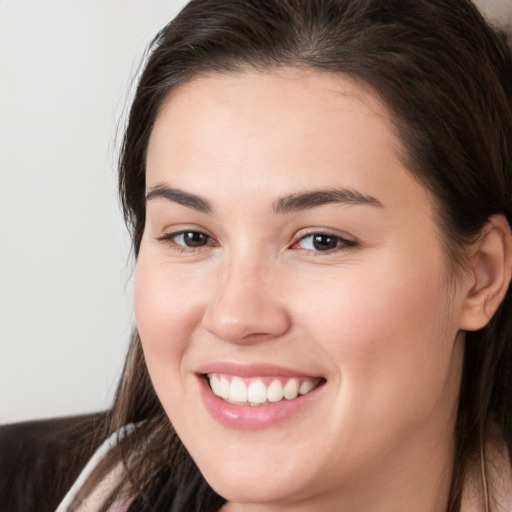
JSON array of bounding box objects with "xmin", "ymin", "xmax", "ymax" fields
[
  {"xmin": 0, "ymin": 414, "xmax": 226, "ymax": 512},
  {"xmin": 0, "ymin": 413, "xmax": 107, "ymax": 512}
]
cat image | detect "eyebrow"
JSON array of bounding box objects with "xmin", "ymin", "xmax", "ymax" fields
[
  {"xmin": 145, "ymin": 184, "xmax": 383, "ymax": 215},
  {"xmin": 145, "ymin": 185, "xmax": 213, "ymax": 214},
  {"xmin": 273, "ymin": 188, "xmax": 384, "ymax": 213}
]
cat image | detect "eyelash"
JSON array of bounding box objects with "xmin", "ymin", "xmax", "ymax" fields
[
  {"xmin": 155, "ymin": 231, "xmax": 217, "ymax": 253},
  {"xmin": 292, "ymin": 232, "xmax": 357, "ymax": 253},
  {"xmin": 155, "ymin": 229, "xmax": 356, "ymax": 254}
]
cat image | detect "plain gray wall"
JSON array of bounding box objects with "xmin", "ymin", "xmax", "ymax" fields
[
  {"xmin": 0, "ymin": 0, "xmax": 188, "ymax": 423},
  {"xmin": 1, "ymin": 0, "xmax": 510, "ymax": 424}
]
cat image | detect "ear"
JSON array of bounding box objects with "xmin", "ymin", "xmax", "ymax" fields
[{"xmin": 459, "ymin": 214, "xmax": 512, "ymax": 331}]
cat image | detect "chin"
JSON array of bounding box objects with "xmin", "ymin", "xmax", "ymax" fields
[{"xmin": 204, "ymin": 470, "xmax": 311, "ymax": 507}]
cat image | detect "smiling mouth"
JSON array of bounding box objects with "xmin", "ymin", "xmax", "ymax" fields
[{"xmin": 205, "ymin": 373, "xmax": 325, "ymax": 406}]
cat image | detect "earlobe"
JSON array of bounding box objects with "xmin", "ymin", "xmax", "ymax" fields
[{"xmin": 459, "ymin": 214, "xmax": 512, "ymax": 331}]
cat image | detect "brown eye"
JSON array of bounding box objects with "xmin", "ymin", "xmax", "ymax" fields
[
  {"xmin": 295, "ymin": 232, "xmax": 355, "ymax": 252},
  {"xmin": 176, "ymin": 231, "xmax": 210, "ymax": 247},
  {"xmin": 311, "ymin": 234, "xmax": 338, "ymax": 251}
]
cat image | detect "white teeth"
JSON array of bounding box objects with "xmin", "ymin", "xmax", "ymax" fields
[
  {"xmin": 283, "ymin": 378, "xmax": 299, "ymax": 400},
  {"xmin": 229, "ymin": 377, "xmax": 248, "ymax": 402},
  {"xmin": 247, "ymin": 380, "xmax": 267, "ymax": 403},
  {"xmin": 209, "ymin": 374, "xmax": 230, "ymax": 399},
  {"xmin": 218, "ymin": 376, "xmax": 230, "ymax": 399},
  {"xmin": 210, "ymin": 374, "xmax": 220, "ymax": 393},
  {"xmin": 267, "ymin": 379, "xmax": 284, "ymax": 402},
  {"xmin": 208, "ymin": 374, "xmax": 321, "ymax": 404},
  {"xmin": 299, "ymin": 379, "xmax": 315, "ymax": 395}
]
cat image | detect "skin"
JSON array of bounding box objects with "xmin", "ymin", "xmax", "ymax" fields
[{"xmin": 134, "ymin": 69, "xmax": 505, "ymax": 511}]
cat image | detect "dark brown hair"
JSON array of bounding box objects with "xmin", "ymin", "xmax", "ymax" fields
[{"xmin": 77, "ymin": 1, "xmax": 512, "ymax": 510}]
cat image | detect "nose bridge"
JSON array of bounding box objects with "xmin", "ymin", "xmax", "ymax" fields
[{"xmin": 202, "ymin": 246, "xmax": 291, "ymax": 343}]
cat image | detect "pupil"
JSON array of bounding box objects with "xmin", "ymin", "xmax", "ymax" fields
[
  {"xmin": 312, "ymin": 234, "xmax": 337, "ymax": 251},
  {"xmin": 184, "ymin": 232, "xmax": 207, "ymax": 247}
]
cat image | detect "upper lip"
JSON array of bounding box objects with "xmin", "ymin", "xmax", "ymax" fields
[{"xmin": 196, "ymin": 361, "xmax": 321, "ymax": 379}]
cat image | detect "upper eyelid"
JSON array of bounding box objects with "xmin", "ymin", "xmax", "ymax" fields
[
  {"xmin": 293, "ymin": 228, "xmax": 356, "ymax": 243},
  {"xmin": 156, "ymin": 230, "xmax": 216, "ymax": 243},
  {"xmin": 155, "ymin": 226, "xmax": 215, "ymax": 240},
  {"xmin": 293, "ymin": 233, "xmax": 354, "ymax": 246}
]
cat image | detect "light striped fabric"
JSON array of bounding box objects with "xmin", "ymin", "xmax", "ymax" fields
[{"xmin": 55, "ymin": 424, "xmax": 137, "ymax": 512}]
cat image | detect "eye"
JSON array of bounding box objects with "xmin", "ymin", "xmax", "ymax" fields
[
  {"xmin": 293, "ymin": 232, "xmax": 355, "ymax": 252},
  {"xmin": 156, "ymin": 230, "xmax": 216, "ymax": 250},
  {"xmin": 173, "ymin": 231, "xmax": 211, "ymax": 247}
]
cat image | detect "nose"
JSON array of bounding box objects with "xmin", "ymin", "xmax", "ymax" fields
[{"xmin": 201, "ymin": 255, "xmax": 292, "ymax": 344}]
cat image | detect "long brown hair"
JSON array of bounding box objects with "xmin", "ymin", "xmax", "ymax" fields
[{"xmin": 76, "ymin": 1, "xmax": 512, "ymax": 510}]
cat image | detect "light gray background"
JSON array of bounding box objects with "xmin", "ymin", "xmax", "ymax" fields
[
  {"xmin": 0, "ymin": 0, "xmax": 188, "ymax": 423},
  {"xmin": 1, "ymin": 0, "xmax": 510, "ymax": 424}
]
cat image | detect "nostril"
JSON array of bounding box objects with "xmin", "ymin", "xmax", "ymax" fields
[{"xmin": 201, "ymin": 301, "xmax": 292, "ymax": 345}]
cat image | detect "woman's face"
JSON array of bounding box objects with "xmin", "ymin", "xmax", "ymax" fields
[{"xmin": 136, "ymin": 69, "xmax": 468, "ymax": 509}]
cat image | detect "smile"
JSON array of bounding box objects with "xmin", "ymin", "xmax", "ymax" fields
[
  {"xmin": 206, "ymin": 373, "xmax": 323, "ymax": 405},
  {"xmin": 197, "ymin": 363, "xmax": 326, "ymax": 428}
]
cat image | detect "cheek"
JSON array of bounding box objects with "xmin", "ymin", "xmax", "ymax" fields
[
  {"xmin": 295, "ymin": 256, "xmax": 460, "ymax": 423},
  {"xmin": 134, "ymin": 256, "xmax": 205, "ymax": 379},
  {"xmin": 133, "ymin": 255, "xmax": 216, "ymax": 431}
]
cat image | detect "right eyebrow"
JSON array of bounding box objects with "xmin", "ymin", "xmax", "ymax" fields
[
  {"xmin": 145, "ymin": 185, "xmax": 213, "ymax": 214},
  {"xmin": 273, "ymin": 188, "xmax": 384, "ymax": 213}
]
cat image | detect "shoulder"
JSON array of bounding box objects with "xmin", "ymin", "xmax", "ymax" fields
[{"xmin": 0, "ymin": 412, "xmax": 107, "ymax": 512}]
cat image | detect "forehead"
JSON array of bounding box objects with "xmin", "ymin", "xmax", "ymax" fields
[
  {"xmin": 150, "ymin": 68, "xmax": 394, "ymax": 151},
  {"xmin": 154, "ymin": 67, "xmax": 388, "ymax": 120},
  {"xmin": 146, "ymin": 68, "xmax": 427, "ymax": 212}
]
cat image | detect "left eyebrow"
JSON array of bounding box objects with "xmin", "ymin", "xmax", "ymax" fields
[
  {"xmin": 273, "ymin": 188, "xmax": 384, "ymax": 213},
  {"xmin": 145, "ymin": 185, "xmax": 213, "ymax": 214}
]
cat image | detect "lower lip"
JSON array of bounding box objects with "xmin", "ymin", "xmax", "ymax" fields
[{"xmin": 198, "ymin": 376, "xmax": 324, "ymax": 429}]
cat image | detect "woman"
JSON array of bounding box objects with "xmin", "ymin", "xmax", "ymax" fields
[{"xmin": 1, "ymin": 0, "xmax": 512, "ymax": 510}]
